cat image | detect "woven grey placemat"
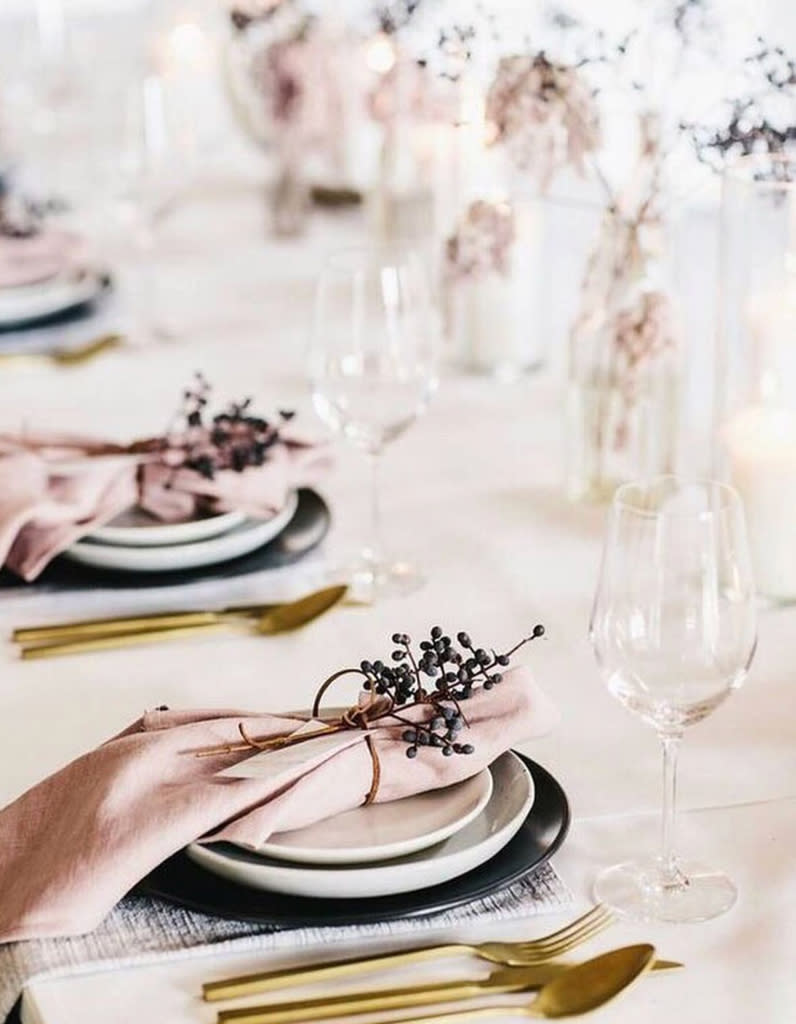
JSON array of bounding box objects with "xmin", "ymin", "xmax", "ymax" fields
[{"xmin": 2, "ymin": 862, "xmax": 570, "ymax": 1021}]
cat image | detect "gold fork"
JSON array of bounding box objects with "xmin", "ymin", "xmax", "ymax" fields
[{"xmin": 203, "ymin": 905, "xmax": 614, "ymax": 1002}]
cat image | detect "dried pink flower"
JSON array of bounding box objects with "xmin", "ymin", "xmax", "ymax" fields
[
  {"xmin": 485, "ymin": 53, "xmax": 601, "ymax": 188},
  {"xmin": 444, "ymin": 199, "xmax": 516, "ymax": 283}
]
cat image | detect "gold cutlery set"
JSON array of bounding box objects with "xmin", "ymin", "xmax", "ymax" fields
[
  {"xmin": 201, "ymin": 906, "xmax": 680, "ymax": 1022},
  {"xmin": 12, "ymin": 584, "xmax": 349, "ymax": 659},
  {"xmin": 0, "ymin": 332, "xmax": 124, "ymax": 368}
]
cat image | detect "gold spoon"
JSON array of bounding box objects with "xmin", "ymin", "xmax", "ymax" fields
[
  {"xmin": 216, "ymin": 945, "xmax": 657, "ymax": 1024},
  {"xmin": 387, "ymin": 945, "xmax": 657, "ymax": 1022},
  {"xmin": 20, "ymin": 585, "xmax": 348, "ymax": 659}
]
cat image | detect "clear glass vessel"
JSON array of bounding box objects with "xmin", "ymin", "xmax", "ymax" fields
[
  {"xmin": 590, "ymin": 476, "xmax": 757, "ymax": 922},
  {"xmin": 566, "ymin": 210, "xmax": 679, "ymax": 502},
  {"xmin": 309, "ymin": 244, "xmax": 439, "ymax": 603}
]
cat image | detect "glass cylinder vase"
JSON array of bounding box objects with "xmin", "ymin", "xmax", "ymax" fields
[
  {"xmin": 716, "ymin": 153, "xmax": 796, "ymax": 602},
  {"xmin": 565, "ymin": 209, "xmax": 680, "ymax": 503}
]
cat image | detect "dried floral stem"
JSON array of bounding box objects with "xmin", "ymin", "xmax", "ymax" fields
[{"xmin": 190, "ymin": 625, "xmax": 546, "ymax": 763}]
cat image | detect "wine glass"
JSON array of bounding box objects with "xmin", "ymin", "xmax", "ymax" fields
[
  {"xmin": 310, "ymin": 245, "xmax": 440, "ymax": 601},
  {"xmin": 589, "ymin": 476, "xmax": 757, "ymax": 922}
]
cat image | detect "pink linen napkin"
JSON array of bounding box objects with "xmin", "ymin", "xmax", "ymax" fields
[
  {"xmin": 0, "ymin": 667, "xmax": 557, "ymax": 943},
  {"xmin": 0, "ymin": 229, "xmax": 80, "ymax": 289},
  {"xmin": 0, "ymin": 428, "xmax": 330, "ymax": 580}
]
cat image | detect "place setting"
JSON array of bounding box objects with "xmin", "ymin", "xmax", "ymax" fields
[
  {"xmin": 0, "ymin": 611, "xmax": 683, "ymax": 1024},
  {"xmin": 0, "ymin": 179, "xmax": 112, "ymax": 339},
  {"xmin": 0, "ymin": 374, "xmax": 334, "ymax": 647}
]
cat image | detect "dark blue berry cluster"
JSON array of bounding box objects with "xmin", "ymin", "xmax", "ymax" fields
[
  {"xmin": 164, "ymin": 374, "xmax": 295, "ymax": 482},
  {"xmin": 0, "ymin": 182, "xmax": 68, "ymax": 239},
  {"xmin": 358, "ymin": 624, "xmax": 545, "ymax": 758}
]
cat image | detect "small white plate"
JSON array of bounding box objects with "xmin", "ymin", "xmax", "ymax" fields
[
  {"xmin": 90, "ymin": 507, "xmax": 245, "ymax": 547},
  {"xmin": 0, "ymin": 268, "xmax": 105, "ymax": 324},
  {"xmin": 260, "ymin": 768, "xmax": 493, "ymax": 865},
  {"xmin": 186, "ymin": 751, "xmax": 534, "ymax": 899},
  {"xmin": 62, "ymin": 491, "xmax": 298, "ymax": 573}
]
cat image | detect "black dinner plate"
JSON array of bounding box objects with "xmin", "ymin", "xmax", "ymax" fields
[
  {"xmin": 136, "ymin": 753, "xmax": 570, "ymax": 928},
  {"xmin": 0, "ymin": 488, "xmax": 330, "ymax": 593},
  {"xmin": 0, "ymin": 272, "xmax": 112, "ymax": 333}
]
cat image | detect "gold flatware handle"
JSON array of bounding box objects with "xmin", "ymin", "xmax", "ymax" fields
[
  {"xmin": 19, "ymin": 621, "xmax": 235, "ymax": 659},
  {"xmin": 216, "ymin": 977, "xmax": 491, "ymax": 1024},
  {"xmin": 204, "ymin": 943, "xmax": 473, "ymax": 1001},
  {"xmin": 14, "ymin": 611, "xmax": 226, "ymax": 643}
]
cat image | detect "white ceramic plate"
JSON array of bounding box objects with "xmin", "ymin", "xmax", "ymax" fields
[
  {"xmin": 259, "ymin": 768, "xmax": 494, "ymax": 865},
  {"xmin": 90, "ymin": 507, "xmax": 245, "ymax": 547},
  {"xmin": 185, "ymin": 751, "xmax": 534, "ymax": 899},
  {"xmin": 62, "ymin": 491, "xmax": 298, "ymax": 573},
  {"xmin": 0, "ymin": 268, "xmax": 105, "ymax": 324}
]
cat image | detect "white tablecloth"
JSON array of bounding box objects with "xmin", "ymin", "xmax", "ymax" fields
[{"xmin": 0, "ymin": 172, "xmax": 794, "ymax": 1024}]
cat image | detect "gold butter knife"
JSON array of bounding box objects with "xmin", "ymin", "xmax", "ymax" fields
[
  {"xmin": 18, "ymin": 585, "xmax": 347, "ymax": 659},
  {"xmin": 213, "ymin": 958, "xmax": 682, "ymax": 1024}
]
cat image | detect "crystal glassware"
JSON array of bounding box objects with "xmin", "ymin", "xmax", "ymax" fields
[
  {"xmin": 589, "ymin": 476, "xmax": 757, "ymax": 922},
  {"xmin": 310, "ymin": 245, "xmax": 440, "ymax": 601}
]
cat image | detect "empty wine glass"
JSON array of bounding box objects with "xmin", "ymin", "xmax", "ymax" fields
[
  {"xmin": 589, "ymin": 476, "xmax": 757, "ymax": 922},
  {"xmin": 310, "ymin": 245, "xmax": 439, "ymax": 601}
]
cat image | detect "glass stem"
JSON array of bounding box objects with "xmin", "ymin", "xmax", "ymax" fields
[
  {"xmin": 366, "ymin": 449, "xmax": 382, "ymax": 569},
  {"xmin": 659, "ymin": 731, "xmax": 684, "ymax": 887}
]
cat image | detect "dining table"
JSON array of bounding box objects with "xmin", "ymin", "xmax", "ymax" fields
[{"xmin": 0, "ymin": 154, "xmax": 794, "ymax": 1024}]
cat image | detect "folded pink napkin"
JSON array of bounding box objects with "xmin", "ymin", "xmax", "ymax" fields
[
  {"xmin": 0, "ymin": 427, "xmax": 329, "ymax": 580},
  {"xmin": 0, "ymin": 229, "xmax": 80, "ymax": 288},
  {"xmin": 0, "ymin": 667, "xmax": 557, "ymax": 942}
]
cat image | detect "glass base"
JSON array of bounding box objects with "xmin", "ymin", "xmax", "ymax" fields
[
  {"xmin": 341, "ymin": 555, "xmax": 425, "ymax": 604},
  {"xmin": 594, "ymin": 859, "xmax": 737, "ymax": 923}
]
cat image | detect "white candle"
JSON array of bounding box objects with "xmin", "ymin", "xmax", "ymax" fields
[
  {"xmin": 724, "ymin": 405, "xmax": 796, "ymax": 600},
  {"xmin": 745, "ymin": 281, "xmax": 796, "ymax": 400},
  {"xmin": 450, "ymin": 200, "xmax": 544, "ymax": 377}
]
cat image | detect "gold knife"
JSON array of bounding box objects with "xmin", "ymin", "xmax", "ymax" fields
[
  {"xmin": 18, "ymin": 585, "xmax": 348, "ymax": 659},
  {"xmin": 213, "ymin": 958, "xmax": 682, "ymax": 1024}
]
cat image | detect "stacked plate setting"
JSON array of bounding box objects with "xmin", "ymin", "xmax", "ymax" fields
[
  {"xmin": 187, "ymin": 750, "xmax": 536, "ymax": 899},
  {"xmin": 0, "ymin": 266, "xmax": 110, "ymax": 332},
  {"xmin": 63, "ymin": 492, "xmax": 299, "ymax": 574}
]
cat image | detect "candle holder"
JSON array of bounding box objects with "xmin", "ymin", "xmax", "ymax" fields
[{"xmin": 717, "ymin": 153, "xmax": 796, "ymax": 602}]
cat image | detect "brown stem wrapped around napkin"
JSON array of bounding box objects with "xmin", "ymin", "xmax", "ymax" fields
[
  {"xmin": 0, "ymin": 420, "xmax": 330, "ymax": 581},
  {"xmin": 0, "ymin": 667, "xmax": 557, "ymax": 943}
]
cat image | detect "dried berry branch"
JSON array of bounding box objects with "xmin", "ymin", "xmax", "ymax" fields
[
  {"xmin": 683, "ymin": 38, "xmax": 796, "ymax": 177},
  {"xmin": 0, "ymin": 182, "xmax": 68, "ymax": 239},
  {"xmin": 350, "ymin": 624, "xmax": 545, "ymax": 758},
  {"xmin": 161, "ymin": 372, "xmax": 295, "ymax": 482}
]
